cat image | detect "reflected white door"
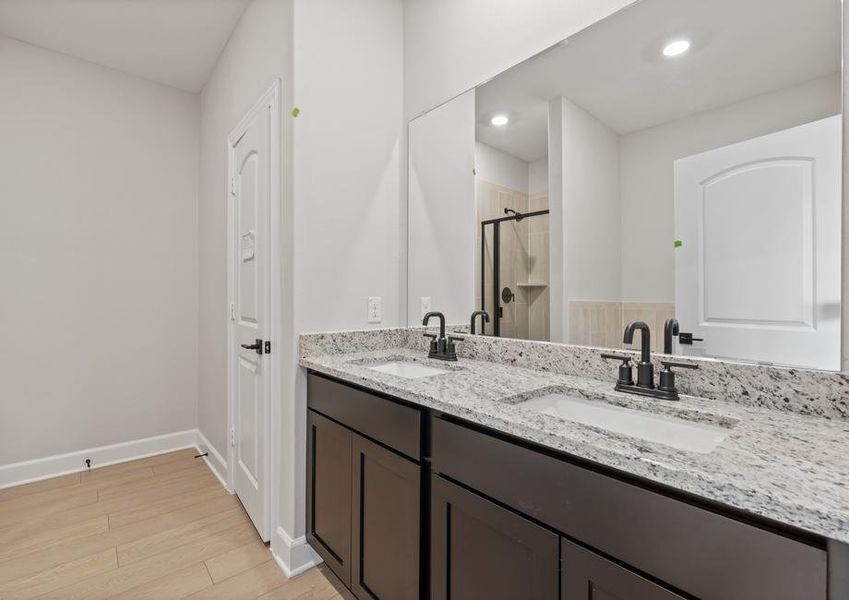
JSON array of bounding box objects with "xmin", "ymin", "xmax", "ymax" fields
[
  {"xmin": 230, "ymin": 100, "xmax": 272, "ymax": 540},
  {"xmin": 674, "ymin": 115, "xmax": 841, "ymax": 369}
]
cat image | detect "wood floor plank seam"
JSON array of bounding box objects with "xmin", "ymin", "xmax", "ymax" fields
[
  {"xmin": 0, "ymin": 449, "xmax": 345, "ymax": 600},
  {"xmin": 0, "ymin": 495, "xmax": 244, "ymax": 584}
]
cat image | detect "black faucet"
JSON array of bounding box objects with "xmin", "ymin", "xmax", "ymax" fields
[
  {"xmin": 422, "ymin": 311, "xmax": 459, "ymax": 361},
  {"xmin": 623, "ymin": 321, "xmax": 653, "ymax": 388},
  {"xmin": 663, "ymin": 318, "xmax": 679, "ymax": 354},
  {"xmin": 601, "ymin": 321, "xmax": 699, "ymax": 401},
  {"xmin": 470, "ymin": 310, "xmax": 490, "ymax": 335}
]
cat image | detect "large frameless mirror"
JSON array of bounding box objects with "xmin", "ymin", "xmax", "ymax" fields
[{"xmin": 407, "ymin": 0, "xmax": 843, "ymax": 370}]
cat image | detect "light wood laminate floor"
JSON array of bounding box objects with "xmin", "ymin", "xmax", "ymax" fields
[{"xmin": 0, "ymin": 449, "xmax": 351, "ymax": 599}]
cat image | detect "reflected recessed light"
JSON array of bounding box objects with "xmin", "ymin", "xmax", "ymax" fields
[
  {"xmin": 491, "ymin": 114, "xmax": 509, "ymax": 126},
  {"xmin": 662, "ymin": 39, "xmax": 690, "ymax": 57}
]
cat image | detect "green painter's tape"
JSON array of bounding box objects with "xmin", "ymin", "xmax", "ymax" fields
[
  {"xmin": 291, "ymin": 107, "xmax": 301, "ymax": 118},
  {"xmin": 674, "ymin": 239, "xmax": 683, "ymax": 248}
]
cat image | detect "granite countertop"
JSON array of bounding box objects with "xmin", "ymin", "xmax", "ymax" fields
[{"xmin": 300, "ymin": 346, "xmax": 849, "ymax": 544}]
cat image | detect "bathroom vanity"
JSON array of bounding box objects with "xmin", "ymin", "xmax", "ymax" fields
[
  {"xmin": 301, "ymin": 330, "xmax": 849, "ymax": 600},
  {"xmin": 302, "ymin": 0, "xmax": 849, "ymax": 596}
]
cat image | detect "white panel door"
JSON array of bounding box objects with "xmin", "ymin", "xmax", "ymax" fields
[
  {"xmin": 231, "ymin": 104, "xmax": 271, "ymax": 540},
  {"xmin": 674, "ymin": 115, "xmax": 841, "ymax": 369}
]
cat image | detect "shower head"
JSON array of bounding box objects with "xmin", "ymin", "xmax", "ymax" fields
[{"xmin": 504, "ymin": 208, "xmax": 524, "ymax": 221}]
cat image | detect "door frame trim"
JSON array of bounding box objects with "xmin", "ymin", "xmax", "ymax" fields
[{"xmin": 226, "ymin": 79, "xmax": 282, "ymax": 541}]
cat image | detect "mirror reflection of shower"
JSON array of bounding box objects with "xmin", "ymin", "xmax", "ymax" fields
[{"xmin": 475, "ymin": 140, "xmax": 551, "ymax": 340}]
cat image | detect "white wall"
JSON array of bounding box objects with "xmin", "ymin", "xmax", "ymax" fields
[
  {"xmin": 561, "ymin": 99, "xmax": 621, "ymax": 297},
  {"xmin": 549, "ymin": 97, "xmax": 621, "ymax": 341},
  {"xmin": 620, "ymin": 74, "xmax": 841, "ymax": 302},
  {"xmin": 408, "ymin": 92, "xmax": 476, "ymax": 323},
  {"xmin": 197, "ymin": 0, "xmax": 294, "ymax": 464},
  {"xmin": 402, "ymin": 0, "xmax": 636, "ymax": 327},
  {"xmin": 528, "ymin": 158, "xmax": 549, "ymax": 195},
  {"xmin": 0, "ymin": 35, "xmax": 199, "ymax": 465},
  {"xmin": 403, "ymin": 0, "xmax": 637, "ymax": 119},
  {"xmin": 288, "ymin": 0, "xmax": 404, "ymax": 565},
  {"xmin": 292, "ymin": 0, "xmax": 404, "ymax": 334},
  {"xmin": 194, "ymin": 0, "xmax": 403, "ymax": 572},
  {"xmin": 475, "ymin": 142, "xmax": 528, "ymax": 191}
]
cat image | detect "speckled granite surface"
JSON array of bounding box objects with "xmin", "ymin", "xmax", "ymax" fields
[
  {"xmin": 301, "ymin": 327, "xmax": 849, "ymax": 420},
  {"xmin": 300, "ymin": 328, "xmax": 849, "ymax": 543}
]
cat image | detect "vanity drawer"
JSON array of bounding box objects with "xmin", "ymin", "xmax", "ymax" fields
[
  {"xmin": 307, "ymin": 373, "xmax": 421, "ymax": 460},
  {"xmin": 431, "ymin": 416, "xmax": 827, "ymax": 600}
]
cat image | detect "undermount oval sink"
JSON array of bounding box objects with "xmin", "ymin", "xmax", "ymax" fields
[
  {"xmin": 349, "ymin": 355, "xmax": 460, "ymax": 379},
  {"xmin": 368, "ymin": 361, "xmax": 450, "ymax": 379},
  {"xmin": 520, "ymin": 392, "xmax": 734, "ymax": 454}
]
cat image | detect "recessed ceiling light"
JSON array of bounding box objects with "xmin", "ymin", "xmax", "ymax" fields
[
  {"xmin": 662, "ymin": 39, "xmax": 691, "ymax": 57},
  {"xmin": 491, "ymin": 114, "xmax": 509, "ymax": 126}
]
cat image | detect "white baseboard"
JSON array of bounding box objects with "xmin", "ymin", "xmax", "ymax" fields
[
  {"xmin": 194, "ymin": 430, "xmax": 230, "ymax": 491},
  {"xmin": 0, "ymin": 429, "xmax": 198, "ymax": 490},
  {"xmin": 271, "ymin": 526, "xmax": 322, "ymax": 578}
]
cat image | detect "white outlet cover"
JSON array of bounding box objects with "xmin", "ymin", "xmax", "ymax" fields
[
  {"xmin": 368, "ymin": 296, "xmax": 382, "ymax": 323},
  {"xmin": 420, "ymin": 297, "xmax": 432, "ymax": 319}
]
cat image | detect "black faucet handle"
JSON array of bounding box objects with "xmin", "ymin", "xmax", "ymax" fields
[
  {"xmin": 601, "ymin": 353, "xmax": 634, "ymax": 386},
  {"xmin": 600, "ymin": 352, "xmax": 631, "ymax": 364},
  {"xmin": 422, "ymin": 332, "xmax": 437, "ymax": 339},
  {"xmin": 446, "ymin": 335, "xmax": 462, "ymax": 357},
  {"xmin": 657, "ymin": 360, "xmax": 697, "ymax": 398},
  {"xmin": 660, "ymin": 360, "xmax": 699, "ymax": 370}
]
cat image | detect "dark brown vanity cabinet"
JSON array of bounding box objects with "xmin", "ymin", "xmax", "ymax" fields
[
  {"xmin": 307, "ymin": 410, "xmax": 353, "ymax": 583},
  {"xmin": 351, "ymin": 434, "xmax": 420, "ymax": 599},
  {"xmin": 307, "ymin": 374, "xmax": 421, "ymax": 599},
  {"xmin": 431, "ymin": 475, "xmax": 559, "ymax": 599},
  {"xmin": 560, "ymin": 539, "xmax": 685, "ymax": 600},
  {"xmin": 431, "ymin": 475, "xmax": 685, "ymax": 600},
  {"xmin": 430, "ymin": 415, "xmax": 829, "ymax": 600},
  {"xmin": 307, "ymin": 373, "xmax": 839, "ymax": 600},
  {"xmin": 430, "ymin": 475, "xmax": 684, "ymax": 600}
]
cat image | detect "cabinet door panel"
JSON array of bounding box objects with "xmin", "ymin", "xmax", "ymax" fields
[
  {"xmin": 307, "ymin": 410, "xmax": 352, "ymax": 585},
  {"xmin": 561, "ymin": 538, "xmax": 685, "ymax": 600},
  {"xmin": 351, "ymin": 436, "xmax": 420, "ymax": 599},
  {"xmin": 432, "ymin": 475, "xmax": 558, "ymax": 600},
  {"xmin": 432, "ymin": 416, "xmax": 826, "ymax": 599}
]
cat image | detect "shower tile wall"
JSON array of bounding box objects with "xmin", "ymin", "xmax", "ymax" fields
[
  {"xmin": 567, "ymin": 300, "xmax": 675, "ymax": 351},
  {"xmin": 475, "ymin": 180, "xmax": 550, "ymax": 341},
  {"xmin": 475, "ymin": 179, "xmax": 527, "ymax": 337}
]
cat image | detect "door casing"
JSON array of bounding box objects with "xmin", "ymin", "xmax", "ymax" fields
[{"xmin": 226, "ymin": 79, "xmax": 282, "ymax": 541}]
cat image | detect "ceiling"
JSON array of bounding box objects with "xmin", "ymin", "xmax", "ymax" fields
[
  {"xmin": 476, "ymin": 0, "xmax": 841, "ymax": 162},
  {"xmin": 0, "ymin": 0, "xmax": 251, "ymax": 92}
]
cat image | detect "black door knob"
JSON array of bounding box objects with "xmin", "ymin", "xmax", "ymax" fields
[{"xmin": 241, "ymin": 338, "xmax": 263, "ymax": 355}]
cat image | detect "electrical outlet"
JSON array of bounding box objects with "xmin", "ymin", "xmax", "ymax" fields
[
  {"xmin": 420, "ymin": 297, "xmax": 432, "ymax": 319},
  {"xmin": 367, "ymin": 296, "xmax": 382, "ymax": 323}
]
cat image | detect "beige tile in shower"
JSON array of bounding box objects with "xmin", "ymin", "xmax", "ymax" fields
[
  {"xmin": 529, "ymin": 192, "xmax": 549, "ymax": 213},
  {"xmin": 528, "ymin": 231, "xmax": 549, "ymax": 284},
  {"xmin": 514, "ymin": 302, "xmax": 529, "ymax": 339},
  {"xmin": 528, "ymin": 286, "xmax": 550, "ymax": 341},
  {"xmin": 568, "ymin": 300, "xmax": 623, "ymax": 349}
]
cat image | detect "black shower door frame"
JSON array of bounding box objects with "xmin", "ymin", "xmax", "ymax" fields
[{"xmin": 480, "ymin": 209, "xmax": 549, "ymax": 337}]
